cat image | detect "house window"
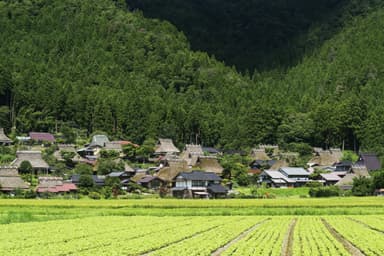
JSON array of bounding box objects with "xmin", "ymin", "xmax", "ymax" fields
[{"xmin": 192, "ymin": 180, "xmax": 205, "ymax": 187}]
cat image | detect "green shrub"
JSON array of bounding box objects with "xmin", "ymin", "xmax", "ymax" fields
[
  {"xmin": 88, "ymin": 192, "xmax": 101, "ymax": 200},
  {"xmin": 309, "ymin": 186, "xmax": 341, "ymax": 197}
]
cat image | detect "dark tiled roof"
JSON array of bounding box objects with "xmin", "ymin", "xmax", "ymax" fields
[
  {"xmin": 202, "ymin": 147, "xmax": 221, "ymax": 154},
  {"xmin": 176, "ymin": 171, "xmax": 221, "ymax": 181},
  {"xmin": 207, "ymin": 184, "xmax": 227, "ymax": 194},
  {"xmin": 71, "ymin": 174, "xmax": 105, "ymax": 185},
  {"xmin": 357, "ymin": 153, "xmax": 381, "ymax": 171}
]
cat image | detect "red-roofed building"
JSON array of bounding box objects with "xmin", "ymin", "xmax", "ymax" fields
[
  {"xmin": 29, "ymin": 132, "xmax": 55, "ymax": 143},
  {"xmin": 36, "ymin": 176, "xmax": 77, "ymax": 194}
]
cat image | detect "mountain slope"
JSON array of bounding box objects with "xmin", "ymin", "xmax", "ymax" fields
[{"xmin": 0, "ymin": 0, "xmax": 255, "ymax": 146}]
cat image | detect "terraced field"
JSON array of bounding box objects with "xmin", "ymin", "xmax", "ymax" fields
[{"xmin": 2, "ymin": 214, "xmax": 384, "ymax": 255}]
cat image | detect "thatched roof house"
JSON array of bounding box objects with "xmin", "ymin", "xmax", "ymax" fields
[
  {"xmin": 11, "ymin": 151, "xmax": 49, "ymax": 170},
  {"xmin": 181, "ymin": 144, "xmax": 204, "ymax": 166},
  {"xmin": 155, "ymin": 138, "xmax": 180, "ymax": 155},
  {"xmin": 250, "ymin": 148, "xmax": 270, "ymax": 160},
  {"xmin": 269, "ymin": 159, "xmax": 289, "ymax": 170},
  {"xmin": 335, "ymin": 165, "xmax": 370, "ymax": 190},
  {"xmin": 0, "ymin": 128, "xmax": 12, "ymax": 145},
  {"xmin": 0, "ymin": 166, "xmax": 29, "ymax": 191},
  {"xmin": 308, "ymin": 148, "xmax": 342, "ymax": 167},
  {"xmin": 195, "ymin": 156, "xmax": 223, "ymax": 175},
  {"xmin": 54, "ymin": 144, "xmax": 77, "ymax": 161},
  {"xmin": 156, "ymin": 159, "xmax": 188, "ymax": 182}
]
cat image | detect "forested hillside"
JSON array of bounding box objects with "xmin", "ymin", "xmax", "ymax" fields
[
  {"xmin": 127, "ymin": 0, "xmax": 381, "ymax": 72},
  {"xmin": 0, "ymin": 0, "xmax": 257, "ymax": 148},
  {"xmin": 1, "ymin": 0, "xmax": 384, "ymax": 155}
]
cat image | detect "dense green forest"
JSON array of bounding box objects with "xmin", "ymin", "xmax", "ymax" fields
[
  {"xmin": 127, "ymin": 0, "xmax": 381, "ymax": 71},
  {"xmin": 1, "ymin": 0, "xmax": 384, "ymax": 155}
]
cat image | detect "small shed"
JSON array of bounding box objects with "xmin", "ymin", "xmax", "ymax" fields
[{"xmin": 319, "ymin": 173, "xmax": 341, "ymax": 186}]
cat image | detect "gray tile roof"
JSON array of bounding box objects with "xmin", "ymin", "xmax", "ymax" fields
[{"xmin": 176, "ymin": 171, "xmax": 221, "ymax": 181}]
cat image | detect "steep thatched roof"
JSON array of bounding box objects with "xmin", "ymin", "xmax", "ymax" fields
[
  {"xmin": 54, "ymin": 144, "xmax": 77, "ymax": 161},
  {"xmin": 251, "ymin": 148, "xmax": 270, "ymax": 160},
  {"xmin": 0, "ymin": 128, "xmax": 12, "ymax": 144},
  {"xmin": 308, "ymin": 148, "xmax": 342, "ymax": 166},
  {"xmin": 335, "ymin": 166, "xmax": 370, "ymax": 189},
  {"xmin": 258, "ymin": 144, "xmax": 279, "ymax": 156},
  {"xmin": 195, "ymin": 156, "xmax": 223, "ymax": 175},
  {"xmin": 269, "ymin": 159, "xmax": 289, "ymax": 170},
  {"xmin": 156, "ymin": 159, "xmax": 188, "ymax": 182},
  {"xmin": 0, "ymin": 166, "xmax": 29, "ymax": 191},
  {"xmin": 181, "ymin": 144, "xmax": 204, "ymax": 166},
  {"xmin": 131, "ymin": 172, "xmax": 147, "ymax": 182},
  {"xmin": 11, "ymin": 151, "xmax": 49, "ymax": 169},
  {"xmin": 155, "ymin": 139, "xmax": 180, "ymax": 154}
]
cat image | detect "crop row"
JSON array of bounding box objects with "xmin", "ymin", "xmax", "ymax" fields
[
  {"xmin": 292, "ymin": 217, "xmax": 349, "ymax": 256},
  {"xmin": 324, "ymin": 216, "xmax": 384, "ymax": 256},
  {"xmin": 221, "ymin": 217, "xmax": 292, "ymax": 255}
]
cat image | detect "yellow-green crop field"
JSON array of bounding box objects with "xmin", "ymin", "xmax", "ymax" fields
[{"xmin": 1, "ymin": 198, "xmax": 384, "ymax": 255}]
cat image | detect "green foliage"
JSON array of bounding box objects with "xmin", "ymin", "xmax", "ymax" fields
[
  {"xmin": 341, "ymin": 151, "xmax": 358, "ymax": 162},
  {"xmin": 372, "ymin": 170, "xmax": 384, "ymax": 190},
  {"xmin": 100, "ymin": 150, "xmax": 119, "ymax": 159},
  {"xmin": 309, "ymin": 186, "xmax": 341, "ymax": 197},
  {"xmin": 97, "ymin": 159, "xmax": 124, "ymax": 175},
  {"xmin": 88, "ymin": 191, "xmax": 101, "ymax": 200},
  {"xmin": 19, "ymin": 161, "xmax": 33, "ymax": 175},
  {"xmin": 352, "ymin": 176, "xmax": 374, "ymax": 196},
  {"xmin": 61, "ymin": 125, "xmax": 77, "ymax": 144},
  {"xmin": 74, "ymin": 163, "xmax": 93, "ymax": 175},
  {"xmin": 79, "ymin": 175, "xmax": 95, "ymax": 188}
]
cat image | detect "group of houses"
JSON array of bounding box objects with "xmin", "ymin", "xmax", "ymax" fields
[
  {"xmin": 251, "ymin": 145, "xmax": 381, "ymax": 190},
  {"xmin": 0, "ymin": 128, "xmax": 228, "ymax": 198},
  {"xmin": 0, "ymin": 127, "xmax": 382, "ymax": 198}
]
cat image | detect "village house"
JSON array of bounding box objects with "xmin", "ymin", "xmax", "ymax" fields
[
  {"xmin": 0, "ymin": 166, "xmax": 29, "ymax": 192},
  {"xmin": 77, "ymin": 134, "xmax": 110, "ymax": 160},
  {"xmin": 137, "ymin": 175, "xmax": 164, "ymax": 190},
  {"xmin": 278, "ymin": 167, "xmax": 310, "ymax": 186},
  {"xmin": 335, "ymin": 165, "xmax": 370, "ymax": 190},
  {"xmin": 0, "ymin": 128, "xmax": 12, "ymax": 145},
  {"xmin": 29, "ymin": 132, "xmax": 55, "ymax": 144},
  {"xmin": 202, "ymin": 147, "xmax": 221, "ymax": 156},
  {"xmin": 156, "ymin": 158, "xmax": 188, "ymax": 185},
  {"xmin": 181, "ymin": 144, "xmax": 204, "ymax": 166},
  {"xmin": 355, "ymin": 152, "xmax": 381, "ymax": 171},
  {"xmin": 106, "ymin": 171, "xmax": 134, "ymax": 181},
  {"xmin": 259, "ymin": 170, "xmax": 295, "ymax": 188},
  {"xmin": 71, "ymin": 174, "xmax": 106, "ymax": 186},
  {"xmin": 11, "ymin": 151, "xmax": 50, "ymax": 173},
  {"xmin": 172, "ymin": 171, "xmax": 227, "ymax": 198},
  {"xmin": 155, "ymin": 138, "xmax": 180, "ymax": 156},
  {"xmin": 307, "ymin": 148, "xmax": 342, "ymax": 167},
  {"xmin": 194, "ymin": 156, "xmax": 223, "ymax": 175},
  {"xmin": 36, "ymin": 176, "xmax": 77, "ymax": 194},
  {"xmin": 318, "ymin": 173, "xmax": 342, "ymax": 186}
]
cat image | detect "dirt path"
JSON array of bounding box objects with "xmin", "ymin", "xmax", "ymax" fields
[
  {"xmin": 321, "ymin": 218, "xmax": 365, "ymax": 256},
  {"xmin": 348, "ymin": 217, "xmax": 384, "ymax": 234},
  {"xmin": 211, "ymin": 218, "xmax": 270, "ymax": 256},
  {"xmin": 140, "ymin": 225, "xmax": 220, "ymax": 256},
  {"xmin": 281, "ymin": 218, "xmax": 297, "ymax": 256}
]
